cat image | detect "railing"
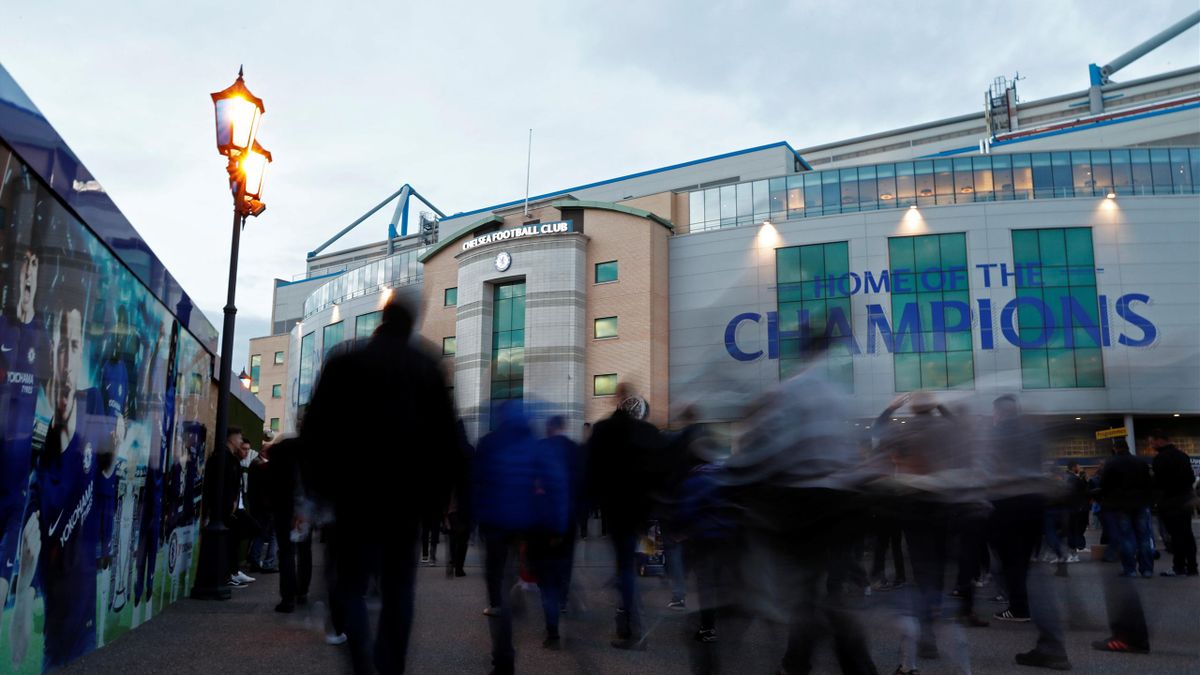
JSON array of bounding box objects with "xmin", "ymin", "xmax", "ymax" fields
[{"xmin": 302, "ymin": 248, "xmax": 423, "ymax": 318}]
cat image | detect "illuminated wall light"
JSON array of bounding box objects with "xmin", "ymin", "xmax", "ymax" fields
[
  {"xmin": 756, "ymin": 220, "xmax": 780, "ymax": 251},
  {"xmin": 1106, "ymin": 191, "xmax": 1116, "ymax": 199},
  {"xmin": 1174, "ymin": 413, "xmax": 1181, "ymax": 417}
]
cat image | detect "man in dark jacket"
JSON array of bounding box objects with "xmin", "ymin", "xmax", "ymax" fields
[
  {"xmin": 1150, "ymin": 430, "xmax": 1197, "ymax": 576},
  {"xmin": 301, "ymin": 299, "xmax": 458, "ymax": 675},
  {"xmin": 202, "ymin": 427, "xmax": 246, "ymax": 587},
  {"xmin": 1099, "ymin": 440, "xmax": 1154, "ymax": 577},
  {"xmin": 586, "ymin": 382, "xmax": 665, "ymax": 650},
  {"xmin": 265, "ymin": 436, "xmax": 311, "ymax": 612}
]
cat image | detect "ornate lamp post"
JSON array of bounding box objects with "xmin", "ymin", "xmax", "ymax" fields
[{"xmin": 193, "ymin": 67, "xmax": 271, "ymax": 600}]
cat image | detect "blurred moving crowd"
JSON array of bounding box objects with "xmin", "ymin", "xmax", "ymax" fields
[{"xmin": 203, "ymin": 301, "xmax": 1198, "ymax": 675}]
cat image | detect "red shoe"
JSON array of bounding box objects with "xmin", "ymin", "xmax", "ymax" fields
[{"xmin": 1091, "ymin": 637, "xmax": 1149, "ymax": 654}]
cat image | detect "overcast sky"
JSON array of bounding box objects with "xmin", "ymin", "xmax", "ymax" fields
[{"xmin": 3, "ymin": 1, "xmax": 1197, "ymax": 368}]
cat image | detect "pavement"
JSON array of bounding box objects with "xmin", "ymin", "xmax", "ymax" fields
[{"xmin": 63, "ymin": 526, "xmax": 1200, "ymax": 674}]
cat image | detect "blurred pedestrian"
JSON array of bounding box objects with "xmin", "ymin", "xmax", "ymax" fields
[
  {"xmin": 528, "ymin": 415, "xmax": 574, "ymax": 649},
  {"xmin": 1149, "ymin": 430, "xmax": 1197, "ymax": 577},
  {"xmin": 446, "ymin": 421, "xmax": 474, "ymax": 578},
  {"xmin": 300, "ymin": 299, "xmax": 458, "ymax": 674},
  {"xmin": 1100, "ymin": 439, "xmax": 1155, "ymax": 578},
  {"xmin": 265, "ymin": 436, "xmax": 312, "ymax": 614}
]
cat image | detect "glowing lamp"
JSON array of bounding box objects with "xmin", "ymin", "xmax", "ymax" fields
[{"xmin": 211, "ymin": 67, "xmax": 264, "ymax": 156}]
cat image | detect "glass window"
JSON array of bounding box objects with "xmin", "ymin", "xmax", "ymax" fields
[
  {"xmin": 992, "ymin": 155, "xmax": 1014, "ymax": 200},
  {"xmin": 442, "ymin": 336, "xmax": 456, "ymax": 356},
  {"xmin": 323, "ymin": 321, "xmax": 344, "ymax": 359},
  {"xmin": 298, "ymin": 332, "xmax": 316, "ymax": 406},
  {"xmin": 1170, "ymin": 148, "xmax": 1192, "ymax": 193},
  {"xmin": 704, "ymin": 188, "xmax": 720, "ymax": 231},
  {"xmin": 595, "ymin": 260, "xmax": 618, "ymax": 283},
  {"xmin": 444, "ymin": 287, "xmax": 458, "ymax": 306},
  {"xmin": 953, "ymin": 157, "xmax": 974, "ymax": 201},
  {"xmin": 1011, "ymin": 227, "xmax": 1103, "ymax": 389},
  {"xmin": 876, "ymin": 164, "xmax": 896, "ymax": 205},
  {"xmin": 775, "ymin": 241, "xmax": 853, "ymax": 388},
  {"xmin": 1011, "ymin": 154, "xmax": 1033, "ymax": 199},
  {"xmin": 1071, "ymin": 151, "xmax": 1093, "ymax": 195},
  {"xmin": 1110, "ymin": 150, "xmax": 1132, "ymax": 194},
  {"xmin": 1090, "ymin": 151, "xmax": 1112, "ymax": 194},
  {"xmin": 1031, "ymin": 153, "xmax": 1053, "ymax": 198},
  {"xmin": 270, "ymin": 418, "xmax": 280, "ymax": 432},
  {"xmin": 840, "ymin": 168, "xmax": 860, "ymax": 210},
  {"xmin": 274, "ymin": 350, "xmax": 284, "ymax": 365},
  {"xmin": 594, "ymin": 373, "xmax": 618, "ymax": 397},
  {"xmin": 250, "ymin": 354, "xmax": 261, "ymax": 394},
  {"xmin": 888, "ymin": 233, "xmax": 973, "ymax": 391},
  {"xmin": 786, "ymin": 175, "xmax": 804, "ymax": 218},
  {"xmin": 769, "ymin": 177, "xmax": 787, "ymax": 221},
  {"xmin": 934, "ymin": 159, "xmax": 954, "ymax": 204},
  {"xmin": 1051, "ymin": 152, "xmax": 1073, "ymax": 196},
  {"xmin": 752, "ymin": 179, "xmax": 769, "ymax": 221},
  {"xmin": 1150, "ymin": 148, "xmax": 1172, "ymax": 192},
  {"xmin": 719, "ymin": 184, "xmax": 736, "ymax": 228},
  {"xmin": 821, "ymin": 170, "xmax": 840, "ymax": 214},
  {"xmin": 914, "ymin": 161, "xmax": 934, "ymax": 205},
  {"xmin": 895, "ymin": 162, "xmax": 915, "ymax": 206},
  {"xmin": 689, "ymin": 190, "xmax": 704, "ymax": 227},
  {"xmin": 804, "ymin": 172, "xmax": 823, "ymax": 213},
  {"xmin": 736, "ymin": 181, "xmax": 754, "ymax": 225},
  {"xmin": 1130, "ymin": 149, "xmax": 1152, "ymax": 194},
  {"xmin": 490, "ymin": 281, "xmax": 526, "ymax": 428},
  {"xmin": 594, "ymin": 316, "xmax": 618, "ymax": 339},
  {"xmin": 271, "ymin": 384, "xmax": 282, "ymax": 399},
  {"xmin": 355, "ymin": 310, "xmax": 382, "ymax": 342},
  {"xmin": 972, "ymin": 156, "xmax": 994, "ymax": 200},
  {"xmin": 856, "ymin": 165, "xmax": 877, "ymax": 210}
]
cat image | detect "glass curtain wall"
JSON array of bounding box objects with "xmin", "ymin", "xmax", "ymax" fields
[
  {"xmin": 688, "ymin": 148, "xmax": 1200, "ymax": 232},
  {"xmin": 490, "ymin": 281, "xmax": 526, "ymax": 429},
  {"xmin": 775, "ymin": 242, "xmax": 853, "ymax": 387},
  {"xmin": 1012, "ymin": 228, "xmax": 1104, "ymax": 389},
  {"xmin": 888, "ymin": 233, "xmax": 973, "ymax": 391}
]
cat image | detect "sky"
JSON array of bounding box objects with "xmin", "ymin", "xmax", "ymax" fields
[{"xmin": 2, "ymin": 0, "xmax": 1198, "ymax": 369}]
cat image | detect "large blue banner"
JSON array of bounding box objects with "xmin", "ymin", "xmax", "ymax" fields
[{"xmin": 0, "ymin": 143, "xmax": 213, "ymax": 672}]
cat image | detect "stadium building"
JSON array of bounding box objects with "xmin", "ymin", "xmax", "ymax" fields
[{"xmin": 272, "ymin": 50, "xmax": 1200, "ymax": 457}]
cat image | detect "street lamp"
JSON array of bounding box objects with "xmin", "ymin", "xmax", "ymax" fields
[
  {"xmin": 238, "ymin": 369, "xmax": 252, "ymax": 389},
  {"xmin": 193, "ymin": 66, "xmax": 271, "ymax": 601}
]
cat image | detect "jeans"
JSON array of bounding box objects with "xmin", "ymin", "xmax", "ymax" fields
[
  {"xmin": 528, "ymin": 534, "xmax": 571, "ymax": 637},
  {"xmin": 250, "ymin": 513, "xmax": 278, "ymax": 569},
  {"xmin": 665, "ymin": 535, "xmax": 687, "ymax": 602},
  {"xmin": 871, "ymin": 515, "xmax": 906, "ymax": 583},
  {"xmin": 610, "ymin": 525, "xmax": 643, "ymax": 639},
  {"xmin": 481, "ymin": 527, "xmax": 517, "ymax": 674},
  {"xmin": 1043, "ymin": 508, "xmax": 1067, "ymax": 559},
  {"xmin": 991, "ymin": 495, "xmax": 1066, "ymax": 658},
  {"xmin": 1106, "ymin": 508, "xmax": 1154, "ymax": 575}
]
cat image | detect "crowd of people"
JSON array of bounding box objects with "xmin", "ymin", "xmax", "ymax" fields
[{"xmin": 204, "ymin": 300, "xmax": 1198, "ymax": 675}]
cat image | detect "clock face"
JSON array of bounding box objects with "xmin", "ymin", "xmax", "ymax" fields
[{"xmin": 495, "ymin": 251, "xmax": 512, "ymax": 272}]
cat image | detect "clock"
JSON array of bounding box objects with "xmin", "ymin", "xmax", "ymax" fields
[{"xmin": 495, "ymin": 251, "xmax": 512, "ymax": 272}]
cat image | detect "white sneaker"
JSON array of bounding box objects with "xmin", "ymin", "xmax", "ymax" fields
[
  {"xmin": 234, "ymin": 571, "xmax": 256, "ymax": 584},
  {"xmin": 226, "ymin": 576, "xmax": 245, "ymax": 588},
  {"xmin": 326, "ymin": 633, "xmax": 348, "ymax": 646},
  {"xmin": 1066, "ymin": 554, "xmax": 1080, "ymax": 563}
]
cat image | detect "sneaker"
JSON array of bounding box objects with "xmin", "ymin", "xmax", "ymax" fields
[
  {"xmin": 1065, "ymin": 554, "xmax": 1080, "ymax": 564},
  {"xmin": 326, "ymin": 633, "xmax": 348, "ymax": 646},
  {"xmin": 874, "ymin": 580, "xmax": 901, "ymax": 593},
  {"xmin": 948, "ymin": 588, "xmax": 964, "ymax": 598},
  {"xmin": 695, "ymin": 628, "xmax": 717, "ymax": 643},
  {"xmin": 1139, "ymin": 571, "xmax": 1153, "ymax": 579},
  {"xmin": 994, "ymin": 609, "xmax": 1031, "ymax": 623},
  {"xmin": 1015, "ymin": 649, "xmax": 1072, "ymax": 670},
  {"xmin": 226, "ymin": 576, "xmax": 245, "ymax": 588},
  {"xmin": 483, "ymin": 606, "xmax": 500, "ymax": 617},
  {"xmin": 274, "ymin": 602, "xmax": 295, "ymax": 613},
  {"xmin": 1091, "ymin": 637, "xmax": 1149, "ymax": 654},
  {"xmin": 667, "ymin": 599, "xmax": 686, "ymax": 611},
  {"xmin": 990, "ymin": 593, "xmax": 1007, "ymax": 603},
  {"xmin": 1160, "ymin": 570, "xmax": 1180, "ymax": 577},
  {"xmin": 233, "ymin": 571, "xmax": 256, "ymax": 584},
  {"xmin": 420, "ymin": 555, "xmax": 430, "ymax": 564}
]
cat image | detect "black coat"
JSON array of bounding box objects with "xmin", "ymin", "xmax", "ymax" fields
[
  {"xmin": 1152, "ymin": 444, "xmax": 1196, "ymax": 510},
  {"xmin": 1100, "ymin": 451, "xmax": 1153, "ymax": 511},
  {"xmin": 202, "ymin": 446, "xmax": 241, "ymax": 526},
  {"xmin": 585, "ymin": 408, "xmax": 665, "ymax": 529},
  {"xmin": 300, "ymin": 328, "xmax": 458, "ymax": 537}
]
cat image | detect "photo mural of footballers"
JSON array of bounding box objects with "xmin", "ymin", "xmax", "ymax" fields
[{"xmin": 0, "ymin": 145, "xmax": 213, "ymax": 672}]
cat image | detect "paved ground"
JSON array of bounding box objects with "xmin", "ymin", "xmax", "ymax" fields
[{"xmin": 64, "ymin": 528, "xmax": 1200, "ymax": 674}]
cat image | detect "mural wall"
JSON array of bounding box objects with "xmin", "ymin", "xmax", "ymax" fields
[{"xmin": 0, "ymin": 142, "xmax": 214, "ymax": 672}]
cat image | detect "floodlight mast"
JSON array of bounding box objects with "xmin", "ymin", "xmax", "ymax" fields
[{"xmin": 1087, "ymin": 10, "xmax": 1200, "ymax": 113}]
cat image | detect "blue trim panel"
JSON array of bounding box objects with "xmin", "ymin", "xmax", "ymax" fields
[
  {"xmin": 445, "ymin": 141, "xmax": 809, "ymax": 221},
  {"xmin": 275, "ymin": 269, "xmax": 344, "ymax": 287},
  {"xmin": 0, "ymin": 64, "xmax": 219, "ymax": 353},
  {"xmin": 919, "ymin": 100, "xmax": 1200, "ymax": 158}
]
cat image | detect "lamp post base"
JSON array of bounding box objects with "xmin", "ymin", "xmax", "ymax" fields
[{"xmin": 190, "ymin": 525, "xmax": 231, "ymax": 601}]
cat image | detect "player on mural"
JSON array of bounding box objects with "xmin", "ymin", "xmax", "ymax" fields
[
  {"xmin": 10, "ymin": 277, "xmax": 119, "ymax": 668},
  {"xmin": 0, "ymin": 179, "xmax": 51, "ymax": 648}
]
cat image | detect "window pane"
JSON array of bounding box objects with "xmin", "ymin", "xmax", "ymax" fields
[
  {"xmin": 1149, "ymin": 148, "xmax": 1172, "ymax": 192},
  {"xmin": 752, "ymin": 179, "xmax": 769, "ymax": 220},
  {"xmin": 1130, "ymin": 149, "xmax": 1151, "ymax": 194},
  {"xmin": 769, "ymin": 177, "xmax": 787, "ymax": 220},
  {"xmin": 1038, "ymin": 229, "xmax": 1067, "ymax": 266},
  {"xmin": 1071, "ymin": 151, "xmax": 1093, "ymax": 194},
  {"xmin": 1090, "ymin": 151, "xmax": 1112, "ymax": 191},
  {"xmin": 1074, "ymin": 348, "xmax": 1104, "ymax": 387},
  {"xmin": 776, "ymin": 247, "xmax": 801, "ymax": 284},
  {"xmin": 442, "ymin": 336, "xmax": 456, "ymax": 356},
  {"xmin": 1170, "ymin": 148, "xmax": 1191, "ymax": 192},
  {"xmin": 594, "ymin": 316, "xmax": 618, "ymax": 339},
  {"xmin": 972, "ymin": 156, "xmax": 994, "ymax": 199},
  {"xmin": 323, "ymin": 321, "xmax": 344, "ymax": 359},
  {"xmin": 720, "ymin": 185, "xmax": 736, "ymax": 227},
  {"xmin": 1111, "ymin": 150, "xmax": 1132, "ymax": 194},
  {"xmin": 1047, "ymin": 348, "xmax": 1076, "ymax": 388},
  {"xmin": 1021, "ymin": 350, "xmax": 1049, "ymax": 389},
  {"xmin": 704, "ymin": 188, "xmax": 720, "ymax": 230},
  {"xmin": 786, "ymin": 175, "xmax": 804, "ymax": 217},
  {"xmin": 689, "ymin": 191, "xmax": 704, "ymax": 226},
  {"xmin": 274, "ymin": 350, "xmax": 285, "ymax": 365},
  {"xmin": 894, "ymin": 353, "xmax": 922, "ymax": 392},
  {"xmin": 737, "ymin": 181, "xmax": 754, "ymax": 225},
  {"xmin": 355, "ymin": 311, "xmax": 382, "ymax": 341},
  {"xmin": 1064, "ymin": 228, "xmax": 1094, "ymax": 266},
  {"xmin": 444, "ymin": 287, "xmax": 458, "ymax": 306},
  {"xmin": 595, "ymin": 260, "xmax": 618, "ymax": 283},
  {"xmin": 594, "ymin": 374, "xmax": 618, "ymax": 396}
]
